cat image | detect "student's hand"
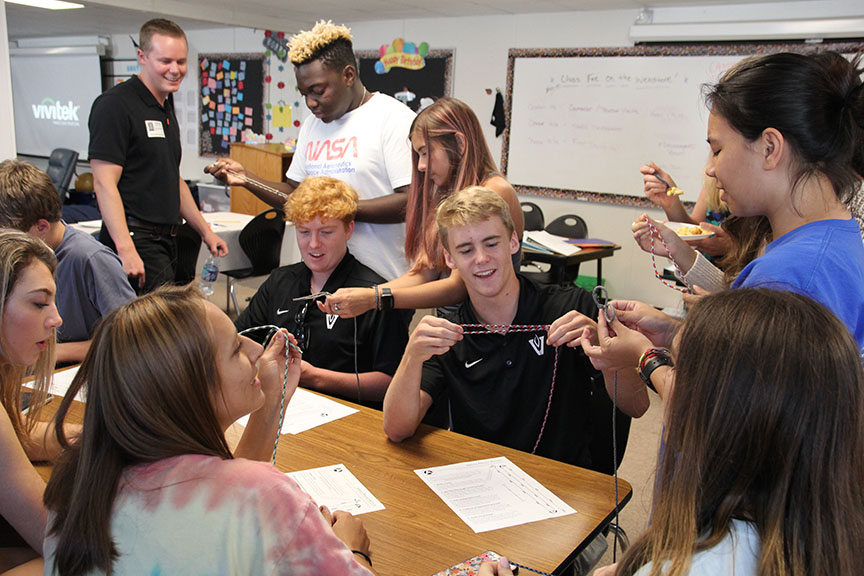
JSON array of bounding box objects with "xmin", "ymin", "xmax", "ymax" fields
[
  {"xmin": 688, "ymin": 221, "xmax": 731, "ymax": 257},
  {"xmin": 320, "ymin": 506, "xmax": 371, "ymax": 560},
  {"xmin": 204, "ymin": 158, "xmax": 248, "ymax": 187},
  {"xmin": 593, "ymin": 563, "xmax": 619, "ymax": 576},
  {"xmin": 547, "ymin": 310, "xmax": 597, "ymax": 347},
  {"xmin": 632, "ymin": 215, "xmax": 697, "ymax": 273},
  {"xmin": 117, "ymin": 245, "xmax": 146, "ymax": 288},
  {"xmin": 257, "ymin": 330, "xmax": 301, "ymax": 405},
  {"xmin": 479, "ymin": 557, "xmax": 515, "ymax": 575},
  {"xmin": 405, "ymin": 316, "xmax": 463, "ymax": 363},
  {"xmin": 681, "ymin": 284, "xmax": 711, "ymax": 307},
  {"xmin": 611, "ymin": 300, "xmax": 681, "ymax": 348},
  {"xmin": 320, "ymin": 287, "xmax": 377, "ymax": 318},
  {"xmin": 581, "ymin": 312, "xmax": 653, "ymax": 372},
  {"xmin": 203, "ymin": 230, "xmax": 229, "ymax": 257},
  {"xmin": 640, "ymin": 162, "xmax": 678, "ymax": 208}
]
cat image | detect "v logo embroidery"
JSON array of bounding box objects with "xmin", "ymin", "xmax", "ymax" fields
[
  {"xmin": 326, "ymin": 314, "xmax": 338, "ymax": 329},
  {"xmin": 529, "ymin": 334, "xmax": 545, "ymax": 356}
]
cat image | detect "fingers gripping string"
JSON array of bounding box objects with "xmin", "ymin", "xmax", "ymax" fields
[
  {"xmin": 646, "ymin": 220, "xmax": 692, "ymax": 294},
  {"xmin": 458, "ymin": 323, "xmax": 558, "ymax": 454},
  {"xmin": 238, "ymin": 325, "xmax": 302, "ymax": 464}
]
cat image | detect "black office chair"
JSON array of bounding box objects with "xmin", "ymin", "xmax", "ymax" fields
[
  {"xmin": 520, "ymin": 201, "xmax": 545, "ymax": 231},
  {"xmin": 545, "ymin": 214, "xmax": 588, "ymax": 240},
  {"xmin": 221, "ymin": 208, "xmax": 286, "ymax": 314},
  {"xmin": 45, "ymin": 148, "xmax": 79, "ymax": 202}
]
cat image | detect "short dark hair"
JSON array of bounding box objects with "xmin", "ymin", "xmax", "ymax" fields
[
  {"xmin": 0, "ymin": 160, "xmax": 62, "ymax": 230},
  {"xmin": 139, "ymin": 18, "xmax": 186, "ymax": 54}
]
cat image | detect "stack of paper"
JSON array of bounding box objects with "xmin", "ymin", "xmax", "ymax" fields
[{"xmin": 523, "ymin": 230, "xmax": 582, "ymax": 256}]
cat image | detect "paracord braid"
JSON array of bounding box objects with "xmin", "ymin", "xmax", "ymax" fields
[
  {"xmin": 458, "ymin": 323, "xmax": 558, "ymax": 455},
  {"xmin": 646, "ymin": 220, "xmax": 692, "ymax": 294}
]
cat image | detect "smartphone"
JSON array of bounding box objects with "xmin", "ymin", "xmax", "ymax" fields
[{"xmin": 21, "ymin": 391, "xmax": 53, "ymax": 415}]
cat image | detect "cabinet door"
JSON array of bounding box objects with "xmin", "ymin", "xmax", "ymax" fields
[{"xmin": 229, "ymin": 144, "xmax": 293, "ymax": 215}]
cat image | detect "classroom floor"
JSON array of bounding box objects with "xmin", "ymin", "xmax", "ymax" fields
[{"xmin": 206, "ymin": 275, "xmax": 663, "ymax": 574}]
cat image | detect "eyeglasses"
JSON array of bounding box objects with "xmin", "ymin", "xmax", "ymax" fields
[{"xmin": 294, "ymin": 302, "xmax": 311, "ymax": 352}]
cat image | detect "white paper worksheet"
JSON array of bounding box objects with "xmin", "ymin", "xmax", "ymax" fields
[
  {"xmin": 286, "ymin": 463, "xmax": 385, "ymax": 515},
  {"xmin": 49, "ymin": 366, "xmax": 86, "ymax": 401},
  {"xmin": 415, "ymin": 456, "xmax": 576, "ymax": 533},
  {"xmin": 235, "ymin": 388, "xmax": 358, "ymax": 434}
]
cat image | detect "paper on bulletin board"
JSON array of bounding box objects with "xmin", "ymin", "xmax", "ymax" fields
[{"xmin": 272, "ymin": 104, "xmax": 292, "ymax": 127}]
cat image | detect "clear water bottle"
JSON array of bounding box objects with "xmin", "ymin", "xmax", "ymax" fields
[{"xmin": 199, "ymin": 255, "xmax": 219, "ymax": 297}]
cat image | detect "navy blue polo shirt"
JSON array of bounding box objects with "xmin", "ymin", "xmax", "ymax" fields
[
  {"xmin": 88, "ymin": 75, "xmax": 182, "ymax": 225},
  {"xmin": 421, "ymin": 275, "xmax": 603, "ymax": 467}
]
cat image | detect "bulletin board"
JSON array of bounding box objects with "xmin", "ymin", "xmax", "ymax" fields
[
  {"xmin": 356, "ymin": 49, "xmax": 453, "ymax": 112},
  {"xmin": 502, "ymin": 41, "xmax": 864, "ymax": 207},
  {"xmin": 198, "ymin": 53, "xmax": 265, "ymax": 157}
]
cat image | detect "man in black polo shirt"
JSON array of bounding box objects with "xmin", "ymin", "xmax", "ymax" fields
[
  {"xmin": 235, "ymin": 176, "xmax": 408, "ymax": 408},
  {"xmin": 89, "ymin": 18, "xmax": 226, "ymax": 293},
  {"xmin": 383, "ymin": 187, "xmax": 649, "ymax": 468}
]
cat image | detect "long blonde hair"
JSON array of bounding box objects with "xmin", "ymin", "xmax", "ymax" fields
[{"xmin": 0, "ymin": 228, "xmax": 56, "ymax": 445}]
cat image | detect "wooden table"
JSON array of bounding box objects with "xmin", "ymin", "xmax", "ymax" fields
[
  {"xmin": 522, "ymin": 245, "xmax": 621, "ymax": 286},
  {"xmin": 36, "ymin": 393, "xmax": 630, "ymax": 576}
]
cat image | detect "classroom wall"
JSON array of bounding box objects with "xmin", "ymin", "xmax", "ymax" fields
[
  {"xmin": 9, "ymin": 1, "xmax": 863, "ymax": 307},
  {"xmin": 0, "ymin": 1, "xmax": 16, "ymax": 159}
]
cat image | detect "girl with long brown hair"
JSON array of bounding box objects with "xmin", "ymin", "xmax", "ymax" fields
[
  {"xmin": 44, "ymin": 285, "xmax": 375, "ymax": 575},
  {"xmin": 320, "ymin": 97, "xmax": 524, "ymax": 317},
  {"xmin": 0, "ymin": 228, "xmax": 64, "ymax": 574},
  {"xmin": 483, "ymin": 289, "xmax": 864, "ymax": 575}
]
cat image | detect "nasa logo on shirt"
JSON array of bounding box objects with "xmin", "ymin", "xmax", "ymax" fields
[{"xmin": 529, "ymin": 334, "xmax": 545, "ymax": 356}]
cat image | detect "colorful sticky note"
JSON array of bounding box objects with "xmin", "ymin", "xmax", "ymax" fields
[
  {"xmin": 230, "ymin": 71, "xmax": 236, "ymax": 79},
  {"xmin": 208, "ymin": 78, "xmax": 216, "ymax": 89},
  {"xmin": 237, "ymin": 93, "xmax": 244, "ymax": 101},
  {"xmin": 216, "ymin": 71, "xmax": 223, "ymax": 80},
  {"xmin": 244, "ymin": 116, "xmax": 253, "ymax": 126},
  {"xmin": 202, "ymin": 95, "xmax": 210, "ymax": 105},
  {"xmin": 244, "ymin": 107, "xmax": 252, "ymax": 115},
  {"xmin": 208, "ymin": 101, "xmax": 216, "ymax": 110},
  {"xmin": 222, "ymin": 60, "xmax": 231, "ymax": 70},
  {"xmin": 217, "ymin": 104, "xmax": 225, "ymax": 112},
  {"xmin": 230, "ymin": 127, "xmax": 237, "ymax": 136},
  {"xmin": 238, "ymin": 81, "xmax": 244, "ymax": 90},
  {"xmin": 240, "ymin": 61, "xmax": 246, "ymax": 71},
  {"xmin": 232, "ymin": 106, "xmax": 240, "ymax": 114}
]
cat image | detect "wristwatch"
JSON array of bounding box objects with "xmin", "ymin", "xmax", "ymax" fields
[
  {"xmin": 638, "ymin": 348, "xmax": 674, "ymax": 392},
  {"xmin": 380, "ymin": 287, "xmax": 394, "ymax": 311}
]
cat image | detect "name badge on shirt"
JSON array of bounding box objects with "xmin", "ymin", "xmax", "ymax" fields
[{"xmin": 145, "ymin": 120, "xmax": 166, "ymax": 138}]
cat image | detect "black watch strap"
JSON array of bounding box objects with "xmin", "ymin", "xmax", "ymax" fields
[
  {"xmin": 380, "ymin": 287, "xmax": 394, "ymax": 310},
  {"xmin": 638, "ymin": 349, "xmax": 673, "ymax": 392}
]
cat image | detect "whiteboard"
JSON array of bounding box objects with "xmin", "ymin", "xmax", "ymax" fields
[{"xmin": 502, "ymin": 43, "xmax": 864, "ymax": 205}]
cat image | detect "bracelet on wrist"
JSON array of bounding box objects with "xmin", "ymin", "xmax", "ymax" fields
[
  {"xmin": 637, "ymin": 347, "xmax": 673, "ymax": 393},
  {"xmin": 352, "ymin": 550, "xmax": 372, "ymax": 566}
]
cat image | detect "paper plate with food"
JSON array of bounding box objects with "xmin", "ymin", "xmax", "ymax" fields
[{"xmin": 664, "ymin": 222, "xmax": 715, "ymax": 242}]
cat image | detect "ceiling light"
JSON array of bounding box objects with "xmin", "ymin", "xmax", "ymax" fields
[{"xmin": 5, "ymin": 0, "xmax": 84, "ymax": 10}]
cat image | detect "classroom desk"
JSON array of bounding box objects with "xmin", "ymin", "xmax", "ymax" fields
[
  {"xmin": 35, "ymin": 392, "xmax": 631, "ymax": 576},
  {"xmin": 522, "ymin": 245, "xmax": 621, "ymax": 286},
  {"xmin": 71, "ymin": 212, "xmax": 301, "ymax": 277}
]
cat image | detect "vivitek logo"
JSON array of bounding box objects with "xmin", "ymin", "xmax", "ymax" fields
[{"xmin": 31, "ymin": 98, "xmax": 80, "ymax": 124}]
